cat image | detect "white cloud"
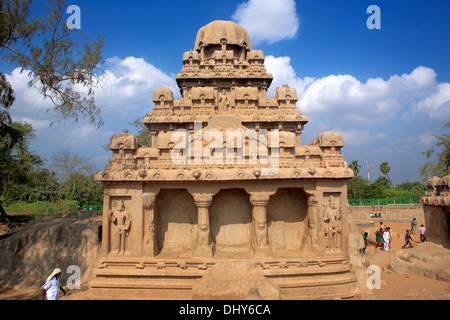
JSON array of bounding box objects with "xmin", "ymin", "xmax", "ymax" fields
[
  {"xmin": 264, "ymin": 56, "xmax": 449, "ymax": 129},
  {"xmin": 232, "ymin": 0, "xmax": 300, "ymax": 44},
  {"xmin": 5, "ymin": 56, "xmax": 178, "ymax": 169},
  {"xmin": 96, "ymin": 56, "xmax": 179, "ymax": 119},
  {"xmin": 338, "ymin": 129, "xmax": 387, "ymax": 148},
  {"xmin": 418, "ymin": 132, "xmax": 436, "ymax": 145},
  {"xmin": 6, "ymin": 68, "xmax": 53, "ymax": 120},
  {"xmin": 403, "ymin": 82, "xmax": 450, "ymax": 122}
]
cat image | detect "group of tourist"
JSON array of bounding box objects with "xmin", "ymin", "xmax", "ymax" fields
[
  {"xmin": 403, "ymin": 218, "xmax": 427, "ymax": 248},
  {"xmin": 374, "ymin": 222, "xmax": 392, "ymax": 251},
  {"xmin": 361, "ymin": 218, "xmax": 428, "ymax": 255}
]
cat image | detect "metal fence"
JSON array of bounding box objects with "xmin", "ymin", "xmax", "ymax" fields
[
  {"xmin": 348, "ymin": 196, "xmax": 420, "ymax": 207},
  {"xmin": 81, "ymin": 204, "xmax": 103, "ymax": 211}
]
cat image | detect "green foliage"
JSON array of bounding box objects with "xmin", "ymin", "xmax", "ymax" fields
[
  {"xmin": 0, "ymin": 0, "xmax": 106, "ymax": 221},
  {"xmin": 347, "ymin": 176, "xmax": 368, "ymax": 199},
  {"xmin": 0, "ymin": 122, "xmax": 43, "ymax": 200},
  {"xmin": 4, "ymin": 200, "xmax": 79, "ymax": 218},
  {"xmin": 1, "ymin": 167, "xmax": 59, "ymax": 205},
  {"xmin": 0, "ymin": 122, "xmax": 103, "ymax": 219},
  {"xmin": 349, "ymin": 160, "xmax": 361, "ymax": 176},
  {"xmin": 56, "ymin": 173, "xmax": 103, "ymax": 207},
  {"xmin": 379, "ymin": 162, "xmax": 392, "ymax": 185},
  {"xmin": 419, "ymin": 122, "xmax": 450, "ymax": 180},
  {"xmin": 347, "ymin": 176, "xmax": 425, "ymax": 201}
]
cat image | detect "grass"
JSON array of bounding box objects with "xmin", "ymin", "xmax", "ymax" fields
[{"xmin": 4, "ymin": 200, "xmax": 80, "ymax": 218}]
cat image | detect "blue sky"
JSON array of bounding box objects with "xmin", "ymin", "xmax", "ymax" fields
[{"xmin": 4, "ymin": 0, "xmax": 450, "ymax": 185}]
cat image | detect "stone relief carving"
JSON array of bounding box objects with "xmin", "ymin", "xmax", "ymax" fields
[
  {"xmin": 109, "ymin": 199, "xmax": 132, "ymax": 255},
  {"xmin": 323, "ymin": 195, "xmax": 342, "ymax": 252}
]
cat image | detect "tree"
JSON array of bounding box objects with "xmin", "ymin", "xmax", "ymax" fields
[
  {"xmin": 347, "ymin": 176, "xmax": 368, "ymax": 199},
  {"xmin": 366, "ymin": 176, "xmax": 391, "ymax": 199},
  {"xmin": 379, "ymin": 162, "xmax": 392, "ymax": 186},
  {"xmin": 419, "ymin": 122, "xmax": 450, "ymax": 180},
  {"xmin": 0, "ymin": 121, "xmax": 42, "ymax": 224},
  {"xmin": 129, "ymin": 116, "xmax": 152, "ymax": 147},
  {"xmin": 50, "ymin": 149, "xmax": 96, "ymax": 180},
  {"xmin": 349, "ymin": 160, "xmax": 361, "ymax": 176},
  {"xmin": 0, "ymin": 0, "xmax": 105, "ymax": 128},
  {"xmin": 50, "ymin": 149, "xmax": 97, "ymax": 201}
]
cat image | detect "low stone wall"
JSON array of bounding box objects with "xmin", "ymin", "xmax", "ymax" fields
[{"xmin": 349, "ymin": 204, "xmax": 425, "ymax": 224}]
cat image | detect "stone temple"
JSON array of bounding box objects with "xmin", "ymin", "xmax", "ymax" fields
[
  {"xmin": 421, "ymin": 175, "xmax": 450, "ymax": 247},
  {"xmin": 89, "ymin": 20, "xmax": 357, "ymax": 299}
]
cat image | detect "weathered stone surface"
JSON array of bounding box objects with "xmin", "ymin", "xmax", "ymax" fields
[
  {"xmin": 389, "ymin": 243, "xmax": 450, "ymax": 282},
  {"xmin": 0, "ymin": 211, "xmax": 102, "ymax": 291},
  {"xmin": 191, "ymin": 262, "xmax": 280, "ymax": 300},
  {"xmin": 421, "ymin": 175, "xmax": 450, "ymax": 247}
]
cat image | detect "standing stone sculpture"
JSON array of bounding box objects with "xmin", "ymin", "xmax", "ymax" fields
[
  {"xmin": 89, "ymin": 20, "xmax": 357, "ymax": 300},
  {"xmin": 109, "ymin": 200, "xmax": 131, "ymax": 255}
]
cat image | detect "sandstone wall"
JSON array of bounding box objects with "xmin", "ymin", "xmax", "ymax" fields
[{"xmin": 0, "ymin": 211, "xmax": 102, "ymax": 291}]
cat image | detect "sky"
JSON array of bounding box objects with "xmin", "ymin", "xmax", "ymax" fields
[{"xmin": 3, "ymin": 0, "xmax": 450, "ymax": 185}]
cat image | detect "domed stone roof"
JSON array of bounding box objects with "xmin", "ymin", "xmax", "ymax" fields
[{"xmin": 194, "ymin": 20, "xmax": 252, "ymax": 51}]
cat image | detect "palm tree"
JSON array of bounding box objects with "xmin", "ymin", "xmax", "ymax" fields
[
  {"xmin": 349, "ymin": 160, "xmax": 361, "ymax": 176},
  {"xmin": 379, "ymin": 162, "xmax": 392, "ymax": 186}
]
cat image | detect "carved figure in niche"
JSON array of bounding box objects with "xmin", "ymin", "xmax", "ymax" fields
[
  {"xmin": 323, "ymin": 196, "xmax": 342, "ymax": 251},
  {"xmin": 109, "ymin": 200, "xmax": 131, "ymax": 254},
  {"xmin": 254, "ymin": 219, "xmax": 268, "ymax": 248},
  {"xmin": 308, "ymin": 218, "xmax": 317, "ymax": 247},
  {"xmin": 218, "ymin": 89, "xmax": 230, "ymax": 112},
  {"xmin": 198, "ymin": 220, "xmax": 210, "ymax": 247},
  {"xmin": 143, "ymin": 222, "xmax": 156, "ymax": 257}
]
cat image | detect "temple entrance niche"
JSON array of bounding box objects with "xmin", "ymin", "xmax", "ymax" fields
[
  {"xmin": 267, "ymin": 189, "xmax": 308, "ymax": 254},
  {"xmin": 209, "ymin": 189, "xmax": 252, "ymax": 257},
  {"xmin": 155, "ymin": 189, "xmax": 198, "ymax": 257}
]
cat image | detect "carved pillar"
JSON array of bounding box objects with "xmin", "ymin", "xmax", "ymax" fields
[
  {"xmin": 249, "ymin": 194, "xmax": 272, "ymax": 257},
  {"xmin": 295, "ymin": 130, "xmax": 302, "ymax": 147},
  {"xmin": 192, "ymin": 194, "xmax": 214, "ymax": 258},
  {"xmin": 306, "ymin": 193, "xmax": 322, "ymax": 255},
  {"xmin": 142, "ymin": 193, "xmax": 157, "ymax": 257},
  {"xmin": 101, "ymin": 189, "xmax": 111, "ymax": 257}
]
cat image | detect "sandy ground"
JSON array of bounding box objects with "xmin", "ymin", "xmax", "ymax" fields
[
  {"xmin": 0, "ymin": 222, "xmax": 449, "ymax": 300},
  {"xmin": 359, "ymin": 222, "xmax": 450, "ymax": 300}
]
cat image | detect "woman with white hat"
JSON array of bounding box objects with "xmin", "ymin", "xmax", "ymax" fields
[{"xmin": 42, "ymin": 268, "xmax": 66, "ymax": 300}]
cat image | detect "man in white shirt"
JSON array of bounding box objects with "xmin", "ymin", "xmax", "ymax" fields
[
  {"xmin": 419, "ymin": 224, "xmax": 427, "ymax": 242},
  {"xmin": 42, "ymin": 268, "xmax": 66, "ymax": 300},
  {"xmin": 383, "ymin": 227, "xmax": 391, "ymax": 251}
]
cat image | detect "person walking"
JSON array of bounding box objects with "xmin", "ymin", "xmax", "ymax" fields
[
  {"xmin": 42, "ymin": 268, "xmax": 66, "ymax": 300},
  {"xmin": 419, "ymin": 224, "xmax": 427, "ymax": 242},
  {"xmin": 362, "ymin": 232, "xmax": 368, "ymax": 255},
  {"xmin": 375, "ymin": 228, "xmax": 384, "ymax": 250},
  {"xmin": 411, "ymin": 218, "xmax": 417, "ymax": 235},
  {"xmin": 383, "ymin": 227, "xmax": 391, "ymax": 251},
  {"xmin": 402, "ymin": 230, "xmax": 413, "ymax": 249}
]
